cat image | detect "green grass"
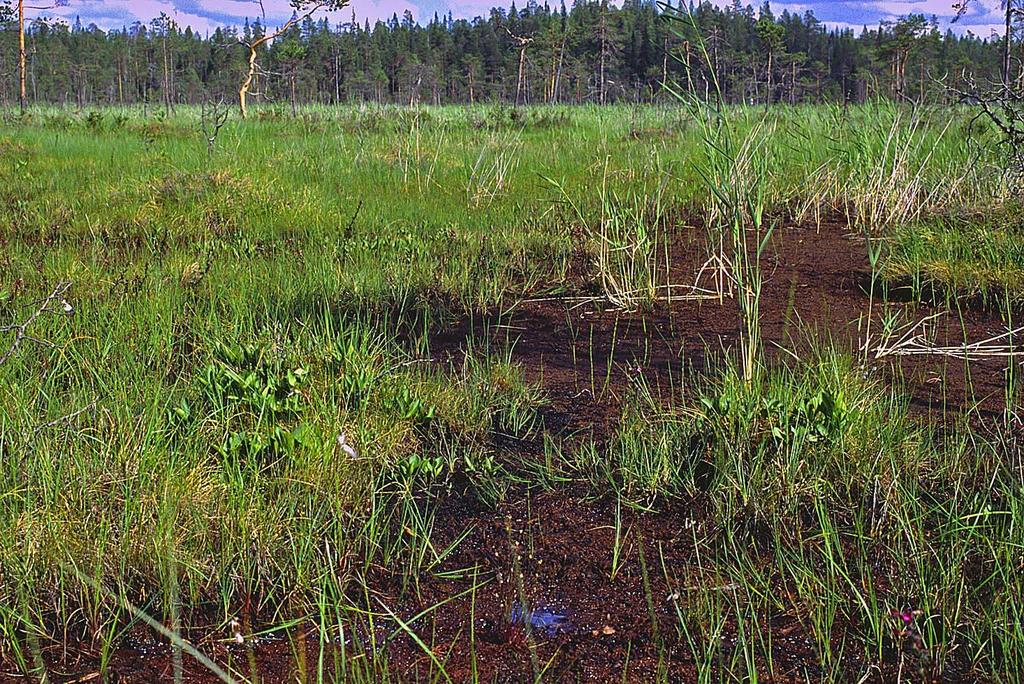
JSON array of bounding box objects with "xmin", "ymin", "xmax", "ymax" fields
[
  {"xmin": 885, "ymin": 207, "xmax": 1024, "ymax": 306},
  {"xmin": 0, "ymin": 102, "xmax": 1021, "ymax": 681},
  {"xmin": 550, "ymin": 350, "xmax": 1024, "ymax": 680}
]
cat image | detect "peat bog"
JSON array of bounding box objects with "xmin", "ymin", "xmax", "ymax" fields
[{"xmin": 1, "ymin": 104, "xmax": 1023, "ymax": 682}]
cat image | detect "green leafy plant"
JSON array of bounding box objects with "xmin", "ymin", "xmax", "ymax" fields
[
  {"xmin": 384, "ymin": 385, "xmax": 436, "ymax": 427},
  {"xmin": 196, "ymin": 342, "xmax": 308, "ymax": 416}
]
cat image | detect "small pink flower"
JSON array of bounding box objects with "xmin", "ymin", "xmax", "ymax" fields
[{"xmin": 890, "ymin": 609, "xmax": 914, "ymax": 625}]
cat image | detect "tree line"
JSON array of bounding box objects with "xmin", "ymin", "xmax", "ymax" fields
[{"xmin": 0, "ymin": 0, "xmax": 1016, "ymax": 111}]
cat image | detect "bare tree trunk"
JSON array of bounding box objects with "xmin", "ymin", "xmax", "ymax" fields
[
  {"xmin": 516, "ymin": 46, "xmax": 527, "ymax": 105},
  {"xmin": 1019, "ymin": 40, "xmax": 1024, "ymax": 92},
  {"xmin": 502, "ymin": 28, "xmax": 533, "ymax": 106},
  {"xmin": 891, "ymin": 55, "xmax": 898, "ymax": 98},
  {"xmin": 1005, "ymin": 0, "xmax": 1014, "ymax": 85},
  {"xmin": 683, "ymin": 40, "xmax": 693, "ymax": 92},
  {"xmin": 334, "ymin": 51, "xmax": 340, "ymax": 103},
  {"xmin": 711, "ymin": 29, "xmax": 720, "ymax": 94},
  {"xmin": 239, "ymin": 43, "xmax": 258, "ymax": 119},
  {"xmin": 237, "ymin": 3, "xmax": 329, "ymax": 119},
  {"xmin": 29, "ymin": 32, "xmax": 36, "ymax": 104},
  {"xmin": 548, "ymin": 48, "xmax": 556, "ymax": 102},
  {"xmin": 290, "ymin": 71, "xmax": 297, "ymax": 117},
  {"xmin": 748, "ymin": 57, "xmax": 756, "ymax": 103},
  {"xmin": 554, "ymin": 33, "xmax": 566, "ymax": 103},
  {"xmin": 162, "ymin": 31, "xmax": 171, "ymax": 116},
  {"xmin": 409, "ymin": 72, "xmax": 421, "ymax": 106},
  {"xmin": 170, "ymin": 47, "xmax": 176, "ymax": 110},
  {"xmin": 791, "ymin": 60, "xmax": 796, "ymax": 104},
  {"xmin": 899, "ymin": 51, "xmax": 907, "ymax": 98},
  {"xmin": 598, "ymin": 8, "xmax": 607, "ymax": 104},
  {"xmin": 662, "ymin": 36, "xmax": 668, "ymax": 91},
  {"xmin": 18, "ymin": 0, "xmax": 26, "ymax": 112},
  {"xmin": 919, "ymin": 60, "xmax": 925, "ymax": 103}
]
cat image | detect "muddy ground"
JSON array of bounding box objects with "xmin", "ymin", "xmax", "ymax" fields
[{"xmin": 14, "ymin": 221, "xmax": 1013, "ymax": 683}]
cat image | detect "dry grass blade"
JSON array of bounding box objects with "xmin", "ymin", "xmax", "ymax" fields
[{"xmin": 875, "ymin": 313, "xmax": 1024, "ymax": 360}]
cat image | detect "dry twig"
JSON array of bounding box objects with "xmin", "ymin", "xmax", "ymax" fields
[
  {"xmin": 874, "ymin": 312, "xmax": 1024, "ymax": 360},
  {"xmin": 0, "ymin": 281, "xmax": 72, "ymax": 367}
]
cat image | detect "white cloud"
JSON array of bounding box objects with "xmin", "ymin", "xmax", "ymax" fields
[{"xmin": 27, "ymin": 0, "xmax": 421, "ymax": 33}]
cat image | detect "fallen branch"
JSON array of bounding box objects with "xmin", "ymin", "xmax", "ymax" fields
[
  {"xmin": 31, "ymin": 399, "xmax": 97, "ymax": 438},
  {"xmin": 874, "ymin": 313, "xmax": 1024, "ymax": 360},
  {"xmin": 0, "ymin": 281, "xmax": 72, "ymax": 367}
]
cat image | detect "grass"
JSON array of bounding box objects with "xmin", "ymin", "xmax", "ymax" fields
[
  {"xmin": 885, "ymin": 206, "xmax": 1024, "ymax": 306},
  {"xmin": 0, "ymin": 101, "xmax": 1021, "ymax": 681},
  {"xmin": 565, "ymin": 350, "xmax": 1024, "ymax": 680}
]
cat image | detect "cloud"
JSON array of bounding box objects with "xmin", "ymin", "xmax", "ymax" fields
[
  {"xmin": 700, "ymin": 0, "xmax": 1005, "ymax": 33},
  {"xmin": 27, "ymin": 0, "xmax": 1008, "ymax": 35},
  {"xmin": 28, "ymin": 0, "xmax": 421, "ymax": 33},
  {"xmin": 867, "ymin": 0, "xmax": 1003, "ymax": 25}
]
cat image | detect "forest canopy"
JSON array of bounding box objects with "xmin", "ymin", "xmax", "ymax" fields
[{"xmin": 0, "ymin": 0, "xmax": 1015, "ymax": 108}]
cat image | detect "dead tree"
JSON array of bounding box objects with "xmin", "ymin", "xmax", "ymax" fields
[
  {"xmin": 201, "ymin": 97, "xmax": 230, "ymax": 157},
  {"xmin": 948, "ymin": 0, "xmax": 1023, "ymax": 182},
  {"xmin": 949, "ymin": 72, "xmax": 1024, "ymax": 183},
  {"xmin": 237, "ymin": 1, "xmax": 350, "ymax": 119},
  {"xmin": 552, "ymin": 27, "xmax": 568, "ymax": 104},
  {"xmin": 955, "ymin": 0, "xmax": 1022, "ymax": 86},
  {"xmin": 16, "ymin": 0, "xmax": 68, "ymax": 113},
  {"xmin": 598, "ymin": 2, "xmax": 609, "ymax": 104},
  {"xmin": 505, "ymin": 27, "xmax": 534, "ymax": 107},
  {"xmin": 153, "ymin": 13, "xmax": 176, "ymax": 116}
]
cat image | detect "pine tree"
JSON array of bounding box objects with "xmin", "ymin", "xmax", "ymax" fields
[{"xmin": 0, "ymin": 0, "xmax": 1009, "ymax": 109}]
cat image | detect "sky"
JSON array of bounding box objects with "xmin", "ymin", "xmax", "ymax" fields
[{"xmin": 25, "ymin": 0, "xmax": 1009, "ymax": 40}]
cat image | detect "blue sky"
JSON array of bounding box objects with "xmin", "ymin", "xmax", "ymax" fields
[{"xmin": 27, "ymin": 0, "xmax": 1008, "ymax": 38}]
